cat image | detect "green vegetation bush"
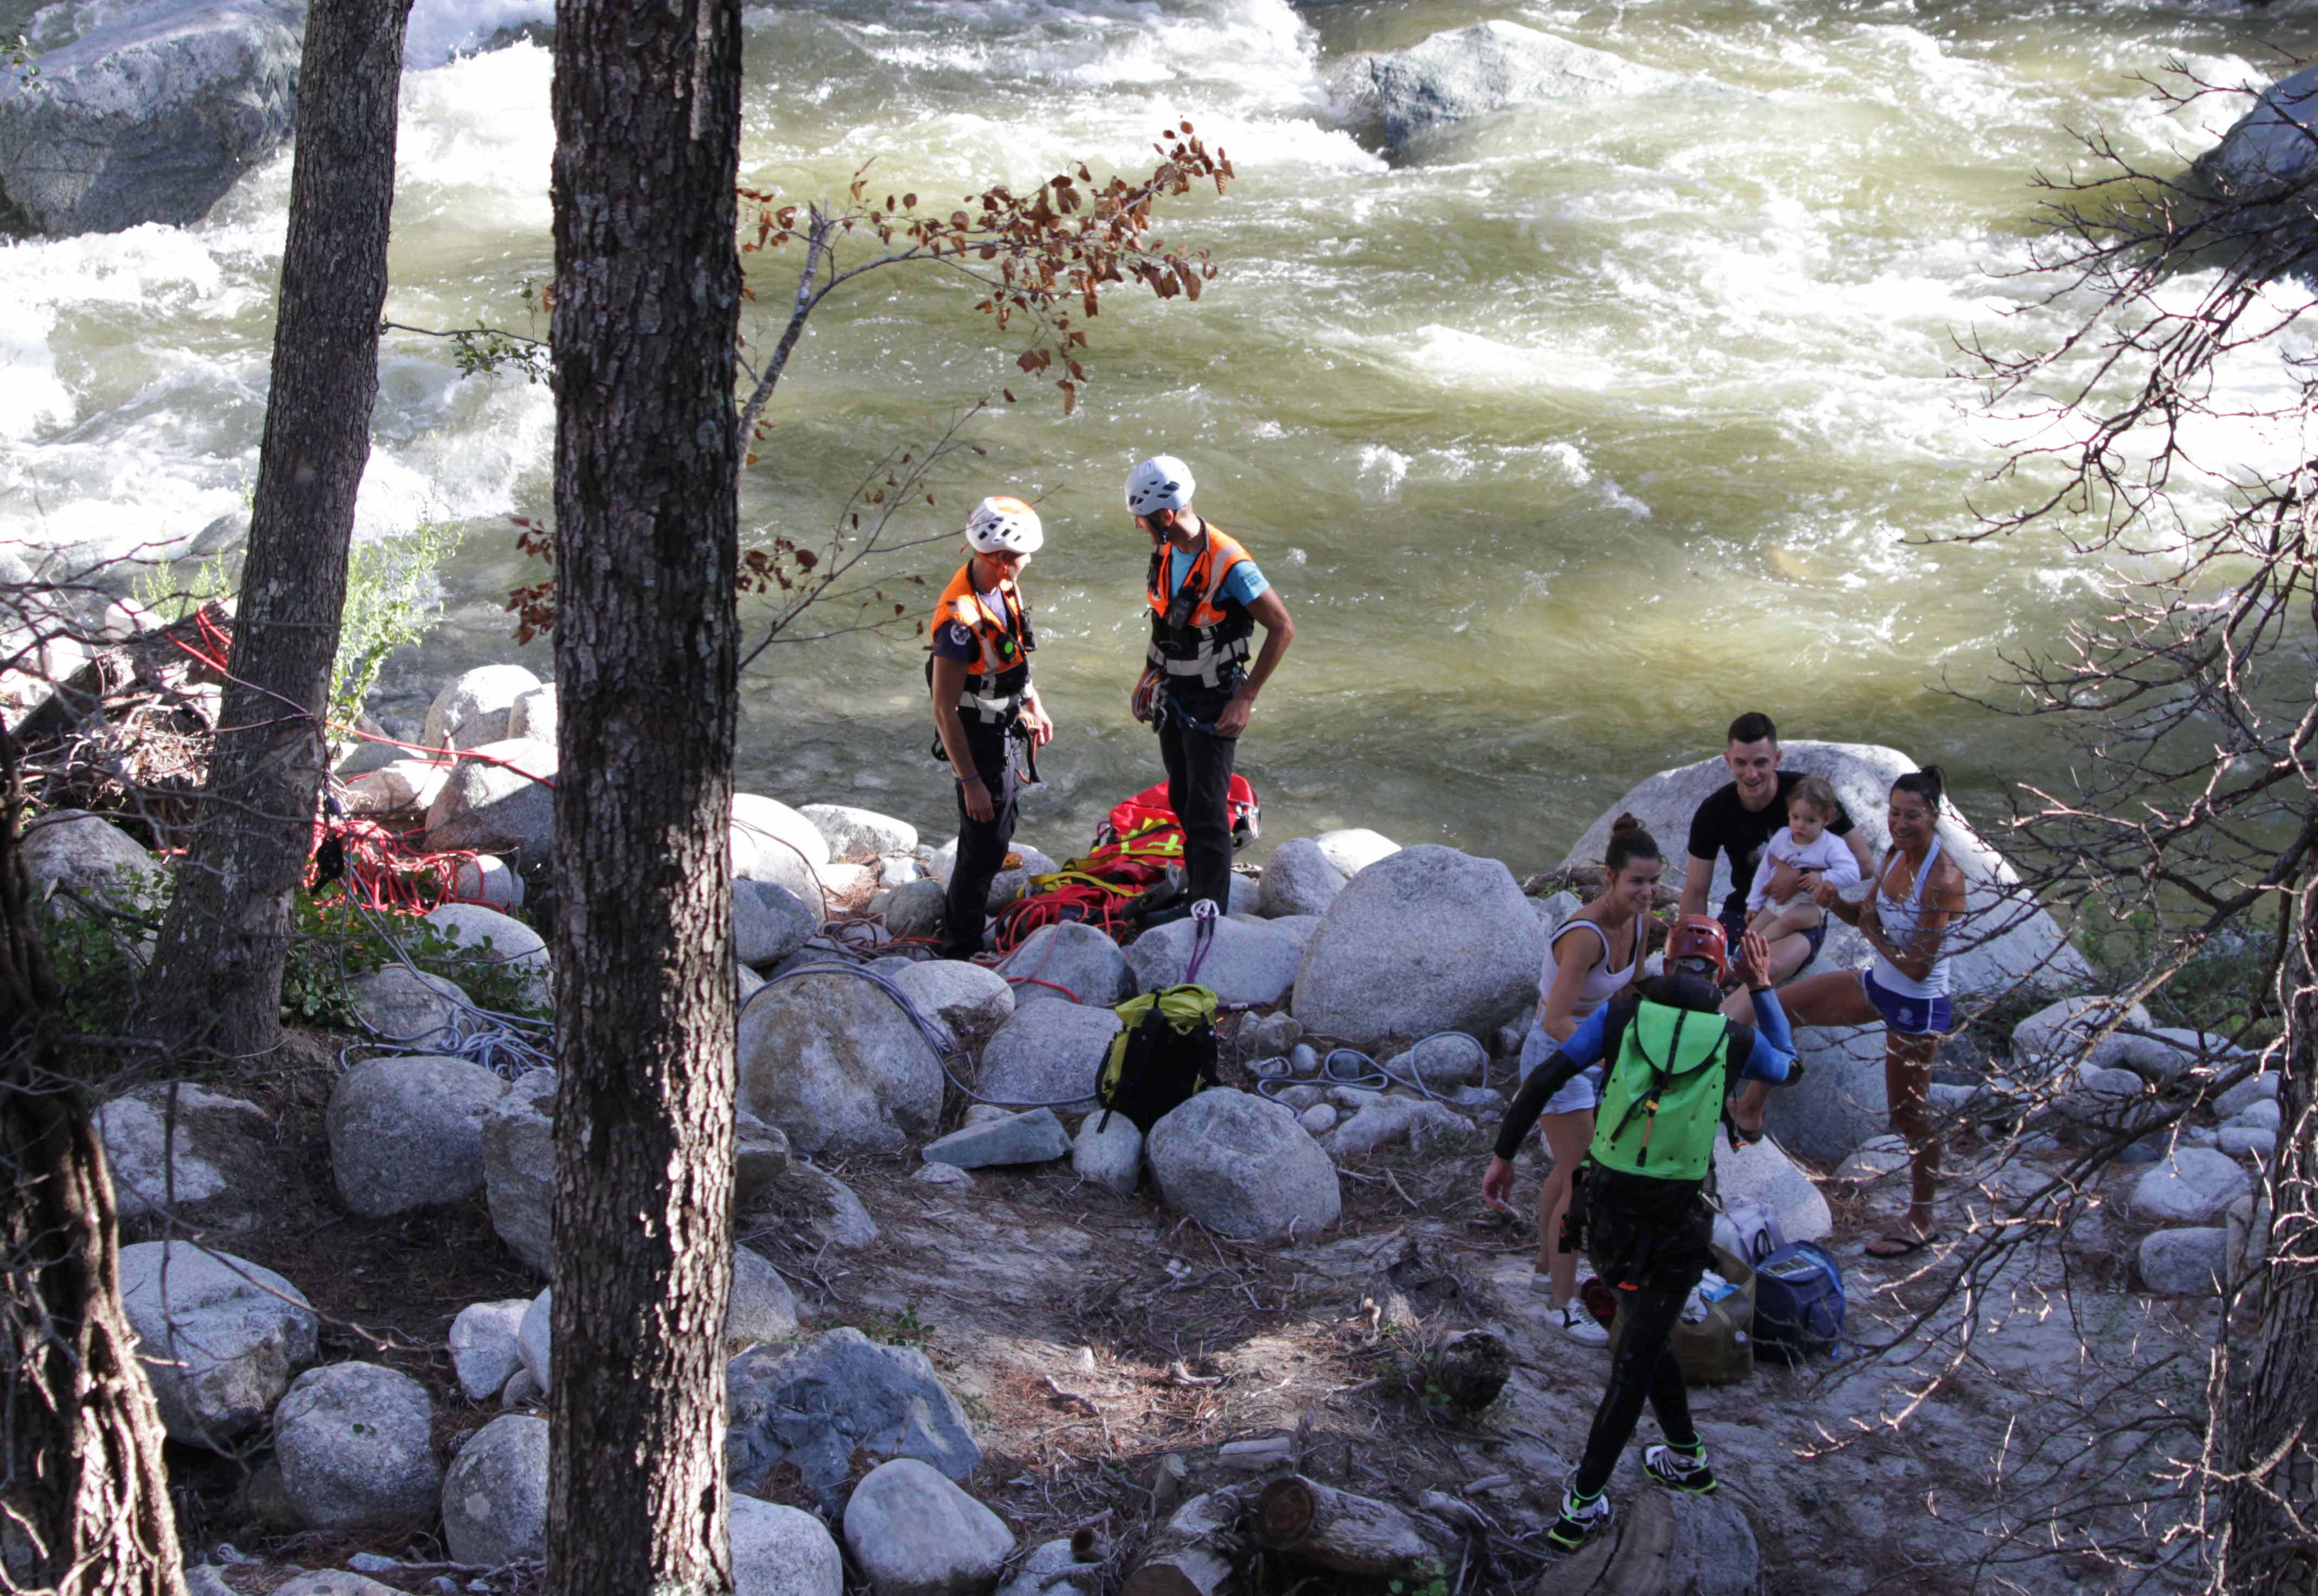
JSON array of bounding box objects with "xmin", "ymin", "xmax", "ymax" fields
[{"xmin": 45, "ymin": 871, "xmax": 550, "ymax": 1036}]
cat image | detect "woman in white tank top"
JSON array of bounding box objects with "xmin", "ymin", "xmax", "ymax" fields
[
  {"xmin": 1753, "ymin": 767, "xmax": 1966, "ymax": 1260},
  {"xmin": 1516, "ymin": 814, "xmax": 1658, "ymax": 1345}
]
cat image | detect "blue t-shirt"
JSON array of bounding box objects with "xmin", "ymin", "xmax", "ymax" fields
[{"xmin": 1167, "ymin": 544, "xmax": 1268, "ymax": 609}]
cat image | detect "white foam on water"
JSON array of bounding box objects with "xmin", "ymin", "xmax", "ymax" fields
[
  {"xmin": 0, "ymin": 307, "xmax": 72, "ymax": 442},
  {"xmin": 396, "ymin": 42, "xmax": 555, "ymax": 215},
  {"xmin": 405, "ymin": 0, "xmax": 554, "ymax": 70}
]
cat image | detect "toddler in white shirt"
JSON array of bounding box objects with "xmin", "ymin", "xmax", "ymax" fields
[{"xmin": 1746, "ymin": 775, "xmax": 1862, "ymax": 943}]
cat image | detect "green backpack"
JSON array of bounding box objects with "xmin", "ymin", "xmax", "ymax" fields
[
  {"xmin": 1589, "ymin": 1000, "xmax": 1736, "ymax": 1181},
  {"xmin": 1095, "ymin": 984, "xmax": 1221, "ymax": 1133}
]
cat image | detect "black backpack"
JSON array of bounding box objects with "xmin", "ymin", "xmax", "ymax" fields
[{"xmin": 1094, "ymin": 985, "xmax": 1221, "ymax": 1134}]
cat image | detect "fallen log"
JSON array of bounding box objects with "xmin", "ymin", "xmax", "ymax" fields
[
  {"xmin": 1123, "ymin": 1489, "xmax": 1245, "ymax": 1596},
  {"xmin": 1251, "ymin": 1475, "xmax": 1463, "ymax": 1577}
]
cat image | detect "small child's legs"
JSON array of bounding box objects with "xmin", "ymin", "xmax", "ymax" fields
[{"xmin": 1748, "ymin": 899, "xmax": 1825, "ymax": 944}]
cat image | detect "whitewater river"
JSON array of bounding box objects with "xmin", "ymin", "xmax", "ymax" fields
[{"xmin": 7, "ymin": 0, "xmax": 2317, "ymax": 868}]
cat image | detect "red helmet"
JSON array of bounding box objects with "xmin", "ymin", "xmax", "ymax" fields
[{"xmin": 1663, "ymin": 914, "xmax": 1730, "ymax": 984}]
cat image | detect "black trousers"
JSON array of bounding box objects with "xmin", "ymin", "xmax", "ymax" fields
[
  {"xmin": 1157, "ymin": 686, "xmax": 1236, "ymax": 911},
  {"xmin": 942, "ymin": 719, "xmax": 1018, "ymax": 959},
  {"xmin": 1572, "ymin": 1167, "xmax": 1712, "ymax": 1497}
]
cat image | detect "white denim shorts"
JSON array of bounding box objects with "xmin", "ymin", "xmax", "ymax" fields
[{"xmin": 1518, "ymin": 1022, "xmax": 1603, "ymax": 1117}]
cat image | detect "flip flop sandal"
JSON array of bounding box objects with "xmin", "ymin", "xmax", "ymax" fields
[{"xmin": 1864, "ymin": 1230, "xmax": 1945, "ymax": 1260}]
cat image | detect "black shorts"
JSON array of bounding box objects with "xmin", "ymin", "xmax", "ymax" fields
[{"xmin": 1720, "ymin": 904, "xmax": 1825, "ymax": 970}]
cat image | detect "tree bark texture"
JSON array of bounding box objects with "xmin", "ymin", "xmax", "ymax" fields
[
  {"xmin": 2222, "ymin": 858, "xmax": 2318, "ymax": 1594},
  {"xmin": 1, "ymin": 731, "xmax": 185, "ymax": 1596},
  {"xmin": 140, "ymin": 0, "xmax": 412, "ymax": 1058},
  {"xmin": 542, "ymin": 0, "xmax": 743, "ymax": 1585}
]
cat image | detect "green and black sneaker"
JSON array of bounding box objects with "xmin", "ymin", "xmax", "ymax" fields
[
  {"xmin": 1643, "ymin": 1439, "xmax": 1719, "ymax": 1495},
  {"xmin": 1545, "ymin": 1483, "xmax": 1614, "ymax": 1551}
]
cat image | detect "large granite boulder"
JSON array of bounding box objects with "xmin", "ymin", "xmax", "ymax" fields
[
  {"xmin": 2194, "ymin": 63, "xmax": 2318, "ymax": 203},
  {"xmin": 441, "ymin": 1415, "xmax": 549, "ymax": 1566},
  {"xmin": 448, "ymin": 1298, "xmax": 532, "ymax": 1403},
  {"xmin": 1562, "ymin": 742, "xmax": 2091, "ymax": 999},
  {"xmin": 1763, "ymin": 1025, "xmax": 1888, "ymax": 1165},
  {"xmin": 975, "ymin": 1000, "xmax": 1121, "ymax": 1113},
  {"xmin": 271, "ymin": 1362, "xmax": 439, "ymax": 1530},
  {"xmin": 1126, "ymin": 915, "xmax": 1303, "ymax": 1007},
  {"xmin": 119, "ymin": 1241, "xmax": 318, "ymax": 1445},
  {"xmin": 1350, "ymin": 20, "xmax": 1684, "ymax": 150},
  {"xmin": 0, "ymin": 0, "xmax": 302, "ymax": 237},
  {"xmin": 1292, "ymin": 845, "xmax": 1543, "ymax": 1052},
  {"xmin": 347, "ymin": 964, "xmax": 469, "ymax": 1046},
  {"xmin": 1313, "ymin": 828, "xmax": 1400, "ymax": 878},
  {"xmin": 326, "ymin": 1054, "xmax": 508, "ymax": 1218},
  {"xmin": 731, "ymin": 793, "xmax": 831, "ymax": 918},
  {"xmin": 2139, "ymin": 1227, "xmax": 2228, "ymax": 1296},
  {"xmin": 424, "ymin": 665, "xmax": 544, "ymax": 751},
  {"xmin": 726, "ymin": 1328, "xmax": 981, "ymax": 1506},
  {"xmin": 424, "ymin": 737, "xmax": 559, "ymax": 865},
  {"xmin": 738, "ymin": 970, "xmax": 944, "ymax": 1156},
  {"xmin": 995, "ymin": 922, "xmax": 1131, "ymax": 1008},
  {"xmin": 1712, "ymin": 1132, "xmax": 1833, "ymax": 1243},
  {"xmin": 2131, "ymin": 1149, "xmax": 2254, "ymax": 1225},
  {"xmin": 507, "ymin": 683, "xmax": 557, "ymax": 744},
  {"xmin": 1147, "ymin": 1089, "xmax": 1341, "ymax": 1241}
]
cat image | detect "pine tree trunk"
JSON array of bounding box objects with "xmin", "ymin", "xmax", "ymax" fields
[
  {"xmin": 2221, "ymin": 860, "xmax": 2318, "ymax": 1594},
  {"xmin": 141, "ymin": 0, "xmax": 413, "ymax": 1057},
  {"xmin": 541, "ymin": 0, "xmax": 743, "ymax": 1582},
  {"xmin": 1, "ymin": 730, "xmax": 186, "ymax": 1596}
]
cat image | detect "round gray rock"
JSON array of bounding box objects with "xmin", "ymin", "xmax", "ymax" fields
[
  {"xmin": 348, "ymin": 964, "xmax": 470, "ymax": 1046},
  {"xmin": 326, "ymin": 1054, "xmax": 509, "ymax": 1218},
  {"xmin": 976, "ymin": 1001, "xmax": 1122, "ymax": 1113},
  {"xmin": 1355, "ymin": 18, "xmax": 1683, "ymax": 150},
  {"xmin": 799, "ymin": 803, "xmax": 918, "ymax": 861},
  {"xmin": 273, "ymin": 1362, "xmax": 439, "ymax": 1530},
  {"xmin": 1072, "ymin": 1111, "xmax": 1143, "ymax": 1197},
  {"xmin": 1147, "ymin": 1089, "xmax": 1342, "ymax": 1241},
  {"xmin": 732, "ymin": 794, "xmax": 832, "ymax": 920},
  {"xmin": 1763, "ymin": 1025, "xmax": 1889, "ymax": 1165},
  {"xmin": 841, "ymin": 1458, "xmax": 1014, "ymax": 1596},
  {"xmin": 736, "ymin": 878, "xmax": 817, "ymax": 970},
  {"xmin": 996, "ymin": 922, "xmax": 1131, "ymax": 1008},
  {"xmin": 726, "ymin": 1327, "xmax": 981, "ymax": 1506},
  {"xmin": 21, "ymin": 808, "xmax": 160, "ymax": 918},
  {"xmin": 120, "ymin": 1241, "xmax": 318, "ymax": 1445},
  {"xmin": 733, "ymin": 1495, "xmax": 845, "ymax": 1596},
  {"xmin": 96, "ymin": 1082, "xmax": 274, "ymax": 1225},
  {"xmin": 483, "ymin": 1069, "xmax": 557, "ymax": 1274},
  {"xmin": 425, "ymin": 737, "xmax": 559, "ymax": 865},
  {"xmin": 424, "ymin": 665, "xmax": 543, "ymax": 750},
  {"xmin": 739, "ymin": 971, "xmax": 944, "ymax": 1156},
  {"xmin": 1712, "ymin": 1134, "xmax": 1832, "ymax": 1243},
  {"xmin": 2130, "ymin": 1149, "xmax": 2254, "ymax": 1225},
  {"xmin": 448, "ymin": 1298, "xmax": 532, "ymax": 1403},
  {"xmin": 1127, "ymin": 916, "xmax": 1303, "ymax": 1007},
  {"xmin": 730, "ymin": 1246, "xmax": 800, "ymax": 1351},
  {"xmin": 2139, "ymin": 1227, "xmax": 2228, "ymax": 1296},
  {"xmin": 1292, "ymin": 845, "xmax": 1543, "ymax": 1052},
  {"xmin": 1256, "ymin": 836, "xmax": 1346, "ymax": 918},
  {"xmin": 441, "ymin": 1414, "xmax": 550, "ymax": 1566},
  {"xmin": 507, "ymin": 683, "xmax": 558, "ymax": 745},
  {"xmin": 2196, "ymin": 63, "xmax": 2318, "ymax": 201},
  {"xmin": 422, "ymin": 900, "xmax": 551, "ymax": 1007},
  {"xmin": 890, "ymin": 958, "xmax": 1014, "ymax": 1046},
  {"xmin": 883, "ymin": 878, "xmax": 948, "ymax": 943}
]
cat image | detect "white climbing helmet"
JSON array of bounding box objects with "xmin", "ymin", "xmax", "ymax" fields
[
  {"xmin": 1125, "ymin": 455, "xmax": 1195, "ymax": 517},
  {"xmin": 966, "ymin": 495, "xmax": 1043, "ymax": 555}
]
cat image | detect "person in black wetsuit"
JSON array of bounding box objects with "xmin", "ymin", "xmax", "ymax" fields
[{"xmin": 1480, "ymin": 917, "xmax": 1798, "ymax": 1552}]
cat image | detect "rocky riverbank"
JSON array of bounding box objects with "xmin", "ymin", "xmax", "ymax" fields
[{"xmin": 12, "ymin": 659, "xmax": 2274, "ymax": 1594}]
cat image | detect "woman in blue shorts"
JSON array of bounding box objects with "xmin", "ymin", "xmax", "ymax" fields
[{"xmin": 1773, "ymin": 767, "xmax": 1965, "ymax": 1258}]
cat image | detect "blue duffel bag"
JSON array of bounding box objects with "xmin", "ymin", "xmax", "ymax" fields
[{"xmin": 1752, "ymin": 1241, "xmax": 1846, "ymax": 1358}]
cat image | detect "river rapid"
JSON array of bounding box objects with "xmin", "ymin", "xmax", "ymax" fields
[{"xmin": 7, "ymin": 0, "xmax": 2318, "ymax": 870}]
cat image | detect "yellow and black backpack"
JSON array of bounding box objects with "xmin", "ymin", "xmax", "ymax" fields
[{"xmin": 1094, "ymin": 984, "xmax": 1221, "ymax": 1134}]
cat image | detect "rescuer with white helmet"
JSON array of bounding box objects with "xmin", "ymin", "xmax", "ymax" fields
[
  {"xmin": 927, "ymin": 495, "xmax": 1055, "ymax": 957},
  {"xmin": 1125, "ymin": 454, "xmax": 1295, "ymax": 914}
]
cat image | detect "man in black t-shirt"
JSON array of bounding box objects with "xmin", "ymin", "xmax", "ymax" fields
[{"xmin": 1678, "ymin": 712, "xmax": 1874, "ymax": 986}]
